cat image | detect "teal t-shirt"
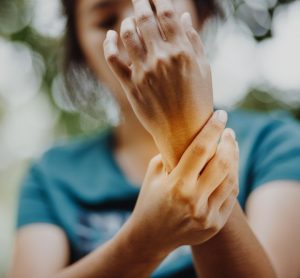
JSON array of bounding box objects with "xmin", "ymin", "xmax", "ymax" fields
[{"xmin": 17, "ymin": 109, "xmax": 300, "ymax": 277}]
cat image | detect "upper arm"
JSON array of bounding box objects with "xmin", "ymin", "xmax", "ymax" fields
[
  {"xmin": 12, "ymin": 160, "xmax": 71, "ymax": 277},
  {"xmin": 246, "ymin": 180, "xmax": 300, "ymax": 278},
  {"xmin": 10, "ymin": 224, "xmax": 70, "ymax": 278}
]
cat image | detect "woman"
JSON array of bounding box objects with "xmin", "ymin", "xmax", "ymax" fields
[{"xmin": 10, "ymin": 0, "xmax": 300, "ymax": 277}]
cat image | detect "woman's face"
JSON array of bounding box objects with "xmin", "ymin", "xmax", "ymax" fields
[{"xmin": 75, "ymin": 0, "xmax": 201, "ymax": 109}]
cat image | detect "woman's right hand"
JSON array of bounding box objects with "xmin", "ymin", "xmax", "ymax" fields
[
  {"xmin": 104, "ymin": 0, "xmax": 214, "ymax": 170},
  {"xmin": 124, "ymin": 110, "xmax": 239, "ymax": 256}
]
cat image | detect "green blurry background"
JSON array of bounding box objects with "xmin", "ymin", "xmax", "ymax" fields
[{"xmin": 0, "ymin": 0, "xmax": 300, "ymax": 276}]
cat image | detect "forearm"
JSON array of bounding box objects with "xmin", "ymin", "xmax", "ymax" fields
[
  {"xmin": 191, "ymin": 202, "xmax": 276, "ymax": 277},
  {"xmin": 55, "ymin": 219, "xmax": 167, "ymax": 278},
  {"xmin": 156, "ymin": 111, "xmax": 275, "ymax": 276}
]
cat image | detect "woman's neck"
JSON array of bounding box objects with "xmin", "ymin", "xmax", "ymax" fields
[
  {"xmin": 111, "ymin": 109, "xmax": 159, "ymax": 186},
  {"xmin": 114, "ymin": 109, "xmax": 156, "ymax": 150}
]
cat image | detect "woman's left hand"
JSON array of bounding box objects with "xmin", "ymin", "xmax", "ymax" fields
[
  {"xmin": 121, "ymin": 112, "xmax": 239, "ymax": 259},
  {"xmin": 103, "ymin": 0, "xmax": 214, "ymax": 170}
]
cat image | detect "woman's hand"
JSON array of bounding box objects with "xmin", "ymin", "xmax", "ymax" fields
[
  {"xmin": 123, "ymin": 111, "xmax": 239, "ymax": 256},
  {"xmin": 103, "ymin": 0, "xmax": 213, "ymax": 170}
]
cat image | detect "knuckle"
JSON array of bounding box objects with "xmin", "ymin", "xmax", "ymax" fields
[
  {"xmin": 232, "ymin": 184, "xmax": 240, "ymax": 197},
  {"xmin": 149, "ymin": 154, "xmax": 163, "ymax": 169},
  {"xmin": 210, "ymin": 119, "xmax": 224, "ymax": 131},
  {"xmin": 121, "ymin": 28, "xmax": 134, "ymax": 41},
  {"xmin": 209, "ymin": 222, "xmax": 220, "ymax": 234},
  {"xmin": 175, "ymin": 49, "xmax": 189, "ymax": 59},
  {"xmin": 106, "ymin": 52, "xmax": 118, "ymax": 64},
  {"xmin": 196, "ymin": 215, "xmax": 209, "ymax": 229},
  {"xmin": 206, "ymin": 209, "xmax": 221, "ymax": 232},
  {"xmin": 227, "ymin": 176, "xmax": 239, "ymax": 196},
  {"xmin": 143, "ymin": 68, "xmax": 155, "ymax": 80},
  {"xmin": 170, "ymin": 177, "xmax": 201, "ymax": 205},
  {"xmin": 227, "ymin": 176, "xmax": 236, "ymax": 186},
  {"xmin": 217, "ymin": 156, "xmax": 230, "ymax": 172},
  {"xmin": 154, "ymin": 54, "xmax": 167, "ymax": 68},
  {"xmin": 191, "ymin": 143, "xmax": 207, "ymax": 157},
  {"xmin": 170, "ymin": 184, "xmax": 194, "ymax": 208},
  {"xmin": 137, "ymin": 13, "xmax": 153, "ymax": 25},
  {"xmin": 157, "ymin": 9, "xmax": 175, "ymax": 21},
  {"xmin": 194, "ymin": 202, "xmax": 209, "ymax": 227},
  {"xmin": 171, "ymin": 49, "xmax": 190, "ymax": 62},
  {"xmin": 135, "ymin": 66, "xmax": 155, "ymax": 85}
]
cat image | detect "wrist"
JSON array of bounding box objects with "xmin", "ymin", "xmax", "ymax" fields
[
  {"xmin": 152, "ymin": 110, "xmax": 214, "ymax": 172},
  {"xmin": 153, "ymin": 128, "xmax": 197, "ymax": 172},
  {"xmin": 115, "ymin": 216, "xmax": 171, "ymax": 265},
  {"xmin": 191, "ymin": 201, "xmax": 240, "ymax": 251}
]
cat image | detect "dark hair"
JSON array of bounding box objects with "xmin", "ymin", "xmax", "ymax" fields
[{"xmin": 60, "ymin": 0, "xmax": 222, "ymax": 112}]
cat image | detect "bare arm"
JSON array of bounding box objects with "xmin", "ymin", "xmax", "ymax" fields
[
  {"xmin": 10, "ymin": 221, "xmax": 167, "ymax": 278},
  {"xmin": 10, "ymin": 113, "xmax": 239, "ymax": 278},
  {"xmin": 10, "ymin": 224, "xmax": 69, "ymax": 278},
  {"xmin": 191, "ymin": 202, "xmax": 276, "ymax": 277},
  {"xmin": 246, "ymin": 181, "xmax": 300, "ymax": 277},
  {"xmin": 54, "ymin": 217, "xmax": 167, "ymax": 278},
  {"xmin": 189, "ymin": 182, "xmax": 300, "ymax": 278},
  {"xmin": 104, "ymin": 0, "xmax": 276, "ymax": 276}
]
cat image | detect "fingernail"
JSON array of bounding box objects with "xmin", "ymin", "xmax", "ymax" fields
[{"xmin": 214, "ymin": 110, "xmax": 228, "ymax": 124}]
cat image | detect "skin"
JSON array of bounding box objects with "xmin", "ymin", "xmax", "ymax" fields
[
  {"xmin": 104, "ymin": 10, "xmax": 213, "ymax": 171},
  {"xmin": 9, "ymin": 0, "xmax": 300, "ymax": 277},
  {"xmin": 11, "ymin": 112, "xmax": 241, "ymax": 278}
]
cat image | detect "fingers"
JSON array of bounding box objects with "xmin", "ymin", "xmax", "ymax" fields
[
  {"xmin": 196, "ymin": 128, "xmax": 238, "ymax": 200},
  {"xmin": 103, "ymin": 30, "xmax": 132, "ymax": 85},
  {"xmin": 120, "ymin": 17, "xmax": 146, "ymax": 69},
  {"xmin": 219, "ymin": 143, "xmax": 239, "ymax": 215},
  {"xmin": 131, "ymin": 0, "xmax": 162, "ymax": 51},
  {"xmin": 174, "ymin": 110, "xmax": 228, "ymax": 181},
  {"xmin": 152, "ymin": 0, "xmax": 184, "ymax": 41},
  {"xmin": 180, "ymin": 12, "xmax": 204, "ymax": 58},
  {"xmin": 207, "ymin": 147, "xmax": 240, "ymax": 211}
]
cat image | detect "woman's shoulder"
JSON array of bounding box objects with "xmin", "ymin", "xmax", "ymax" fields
[
  {"xmin": 228, "ymin": 108, "xmax": 300, "ymax": 206},
  {"xmin": 227, "ymin": 108, "xmax": 300, "ymax": 168},
  {"xmin": 228, "ymin": 107, "xmax": 299, "ymax": 125},
  {"xmin": 228, "ymin": 108, "xmax": 300, "ymax": 141}
]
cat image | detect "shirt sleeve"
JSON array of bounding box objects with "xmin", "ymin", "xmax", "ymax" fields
[
  {"xmin": 251, "ymin": 114, "xmax": 300, "ymax": 190},
  {"xmin": 16, "ymin": 163, "xmax": 58, "ymax": 229}
]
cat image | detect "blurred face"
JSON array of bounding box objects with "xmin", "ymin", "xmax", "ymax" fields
[{"xmin": 75, "ymin": 0, "xmax": 201, "ymax": 109}]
